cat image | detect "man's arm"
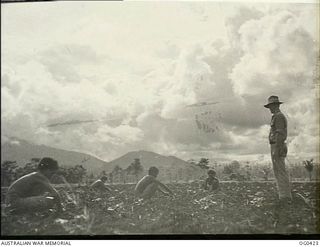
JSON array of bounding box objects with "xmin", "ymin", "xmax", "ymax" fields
[
  {"xmin": 204, "ymin": 178, "xmax": 208, "ymax": 190},
  {"xmin": 36, "ymin": 176, "xmax": 63, "ymax": 211},
  {"xmin": 274, "ymin": 114, "xmax": 287, "ymax": 145},
  {"xmin": 104, "ymin": 184, "xmax": 113, "ymax": 193},
  {"xmin": 47, "ymin": 185, "xmax": 63, "ymax": 211},
  {"xmin": 156, "ymin": 181, "xmax": 174, "ymax": 196},
  {"xmin": 157, "ymin": 187, "xmax": 169, "ymax": 195}
]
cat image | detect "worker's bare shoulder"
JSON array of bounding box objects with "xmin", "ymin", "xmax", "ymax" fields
[{"xmin": 30, "ymin": 172, "xmax": 50, "ymax": 183}]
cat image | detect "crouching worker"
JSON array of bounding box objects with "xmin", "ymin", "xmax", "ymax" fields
[
  {"xmin": 135, "ymin": 167, "xmax": 174, "ymax": 200},
  {"xmin": 5, "ymin": 157, "xmax": 63, "ymax": 215},
  {"xmin": 203, "ymin": 169, "xmax": 219, "ymax": 191},
  {"xmin": 90, "ymin": 176, "xmax": 112, "ymax": 194}
]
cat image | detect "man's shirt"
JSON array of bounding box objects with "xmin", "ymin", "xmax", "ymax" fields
[
  {"xmin": 269, "ymin": 110, "xmax": 287, "ymax": 144},
  {"xmin": 206, "ymin": 176, "xmax": 219, "ymax": 186}
]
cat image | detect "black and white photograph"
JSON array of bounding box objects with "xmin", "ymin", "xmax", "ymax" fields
[{"xmin": 1, "ymin": 0, "xmax": 319, "ymax": 237}]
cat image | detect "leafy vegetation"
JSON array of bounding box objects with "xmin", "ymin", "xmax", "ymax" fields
[
  {"xmin": 1, "ymin": 157, "xmax": 319, "ymax": 235},
  {"xmin": 1, "ymin": 159, "xmax": 86, "ymax": 186},
  {"xmin": 2, "ymin": 157, "xmax": 320, "ymax": 187},
  {"xmin": 1, "ymin": 181, "xmax": 319, "ymax": 235}
]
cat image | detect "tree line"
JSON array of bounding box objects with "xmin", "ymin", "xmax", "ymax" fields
[
  {"xmin": 1, "ymin": 157, "xmax": 318, "ymax": 187},
  {"xmin": 1, "ymin": 158, "xmax": 87, "ymax": 187}
]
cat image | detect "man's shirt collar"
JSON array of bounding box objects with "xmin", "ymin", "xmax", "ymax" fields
[{"xmin": 272, "ymin": 109, "xmax": 281, "ymax": 115}]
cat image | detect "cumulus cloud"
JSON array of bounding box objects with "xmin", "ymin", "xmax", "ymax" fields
[
  {"xmin": 39, "ymin": 44, "xmax": 106, "ymax": 84},
  {"xmin": 1, "ymin": 2, "xmax": 318, "ymax": 162},
  {"xmin": 231, "ymin": 9, "xmax": 317, "ymax": 98},
  {"xmin": 229, "ymin": 5, "xmax": 318, "ymax": 160}
]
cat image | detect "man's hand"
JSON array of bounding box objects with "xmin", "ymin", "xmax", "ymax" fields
[
  {"xmin": 275, "ymin": 142, "xmax": 287, "ymax": 157},
  {"xmin": 279, "ymin": 143, "xmax": 287, "ymax": 157},
  {"xmin": 163, "ymin": 191, "xmax": 175, "ymax": 198},
  {"xmin": 55, "ymin": 203, "xmax": 64, "ymax": 216},
  {"xmin": 46, "ymin": 205, "xmax": 64, "ymax": 220}
]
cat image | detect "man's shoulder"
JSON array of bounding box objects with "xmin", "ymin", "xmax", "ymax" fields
[
  {"xmin": 17, "ymin": 172, "xmax": 43, "ymax": 181},
  {"xmin": 33, "ymin": 172, "xmax": 49, "ymax": 181},
  {"xmin": 137, "ymin": 175, "xmax": 156, "ymax": 184},
  {"xmin": 274, "ymin": 111, "xmax": 287, "ymax": 120},
  {"xmin": 8, "ymin": 172, "xmax": 44, "ymax": 190},
  {"xmin": 91, "ymin": 180, "xmax": 103, "ymax": 186}
]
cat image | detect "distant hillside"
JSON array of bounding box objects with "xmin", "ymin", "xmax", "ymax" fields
[
  {"xmin": 1, "ymin": 138, "xmax": 204, "ymax": 180},
  {"xmin": 1, "ymin": 138, "xmax": 108, "ymax": 174},
  {"xmin": 103, "ymin": 150, "xmax": 203, "ymax": 181}
]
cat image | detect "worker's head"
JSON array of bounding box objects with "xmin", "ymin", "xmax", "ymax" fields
[
  {"xmin": 208, "ymin": 169, "xmax": 216, "ymax": 177},
  {"xmin": 148, "ymin": 166, "xmax": 159, "ymax": 177},
  {"xmin": 101, "ymin": 176, "xmax": 108, "ymax": 182},
  {"xmin": 38, "ymin": 157, "xmax": 59, "ymax": 179},
  {"xmin": 264, "ymin": 95, "xmax": 283, "ymax": 114}
]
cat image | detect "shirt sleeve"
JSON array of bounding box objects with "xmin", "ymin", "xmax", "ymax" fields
[{"xmin": 274, "ymin": 113, "xmax": 287, "ymax": 143}]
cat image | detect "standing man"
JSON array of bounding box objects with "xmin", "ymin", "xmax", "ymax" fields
[{"xmin": 264, "ymin": 95, "xmax": 292, "ymax": 204}]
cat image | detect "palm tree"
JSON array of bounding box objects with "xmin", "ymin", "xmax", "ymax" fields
[
  {"xmin": 111, "ymin": 165, "xmax": 122, "ymax": 183},
  {"xmin": 197, "ymin": 158, "xmax": 210, "ymax": 179},
  {"xmin": 1, "ymin": 160, "xmax": 18, "ymax": 186},
  {"xmin": 127, "ymin": 158, "xmax": 144, "ymax": 182},
  {"xmin": 198, "ymin": 158, "xmax": 210, "ymax": 169},
  {"xmin": 303, "ymin": 159, "xmax": 314, "ymax": 181}
]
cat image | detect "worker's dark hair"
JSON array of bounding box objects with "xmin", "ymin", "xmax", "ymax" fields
[
  {"xmin": 101, "ymin": 176, "xmax": 108, "ymax": 182},
  {"xmin": 38, "ymin": 157, "xmax": 59, "ymax": 172},
  {"xmin": 207, "ymin": 169, "xmax": 216, "ymax": 176},
  {"xmin": 148, "ymin": 166, "xmax": 159, "ymax": 176}
]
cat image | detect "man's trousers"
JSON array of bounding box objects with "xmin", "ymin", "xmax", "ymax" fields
[{"xmin": 271, "ymin": 144, "xmax": 292, "ymax": 199}]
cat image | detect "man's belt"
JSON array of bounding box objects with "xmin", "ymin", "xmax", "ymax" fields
[{"xmin": 269, "ymin": 141, "xmax": 287, "ymax": 145}]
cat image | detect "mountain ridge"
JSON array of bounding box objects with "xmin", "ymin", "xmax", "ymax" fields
[
  {"xmin": 103, "ymin": 149, "xmax": 203, "ymax": 180},
  {"xmin": 1, "ymin": 137, "xmax": 108, "ymax": 174},
  {"xmin": 1, "ymin": 137, "xmax": 201, "ymax": 177}
]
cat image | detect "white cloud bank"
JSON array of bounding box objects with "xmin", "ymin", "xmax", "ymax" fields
[{"xmin": 1, "ymin": 2, "xmax": 319, "ymax": 163}]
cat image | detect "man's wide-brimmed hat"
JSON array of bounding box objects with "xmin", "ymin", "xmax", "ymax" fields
[{"xmin": 264, "ymin": 95, "xmax": 283, "ymax": 108}]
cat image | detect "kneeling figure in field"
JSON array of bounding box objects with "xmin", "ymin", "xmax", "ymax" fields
[
  {"xmin": 203, "ymin": 169, "xmax": 219, "ymax": 191},
  {"xmin": 5, "ymin": 157, "xmax": 63, "ymax": 215},
  {"xmin": 90, "ymin": 175, "xmax": 112, "ymax": 194},
  {"xmin": 134, "ymin": 167, "xmax": 174, "ymax": 200}
]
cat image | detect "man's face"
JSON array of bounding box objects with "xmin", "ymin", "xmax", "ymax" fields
[
  {"xmin": 44, "ymin": 169, "xmax": 58, "ymax": 179},
  {"xmin": 268, "ymin": 104, "xmax": 279, "ymax": 114},
  {"xmin": 150, "ymin": 171, "xmax": 159, "ymax": 177}
]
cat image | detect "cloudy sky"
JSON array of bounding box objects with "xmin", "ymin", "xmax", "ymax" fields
[{"xmin": 1, "ymin": 1, "xmax": 319, "ymax": 163}]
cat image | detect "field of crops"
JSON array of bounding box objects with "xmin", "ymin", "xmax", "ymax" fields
[{"xmin": 1, "ymin": 181, "xmax": 319, "ymax": 236}]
